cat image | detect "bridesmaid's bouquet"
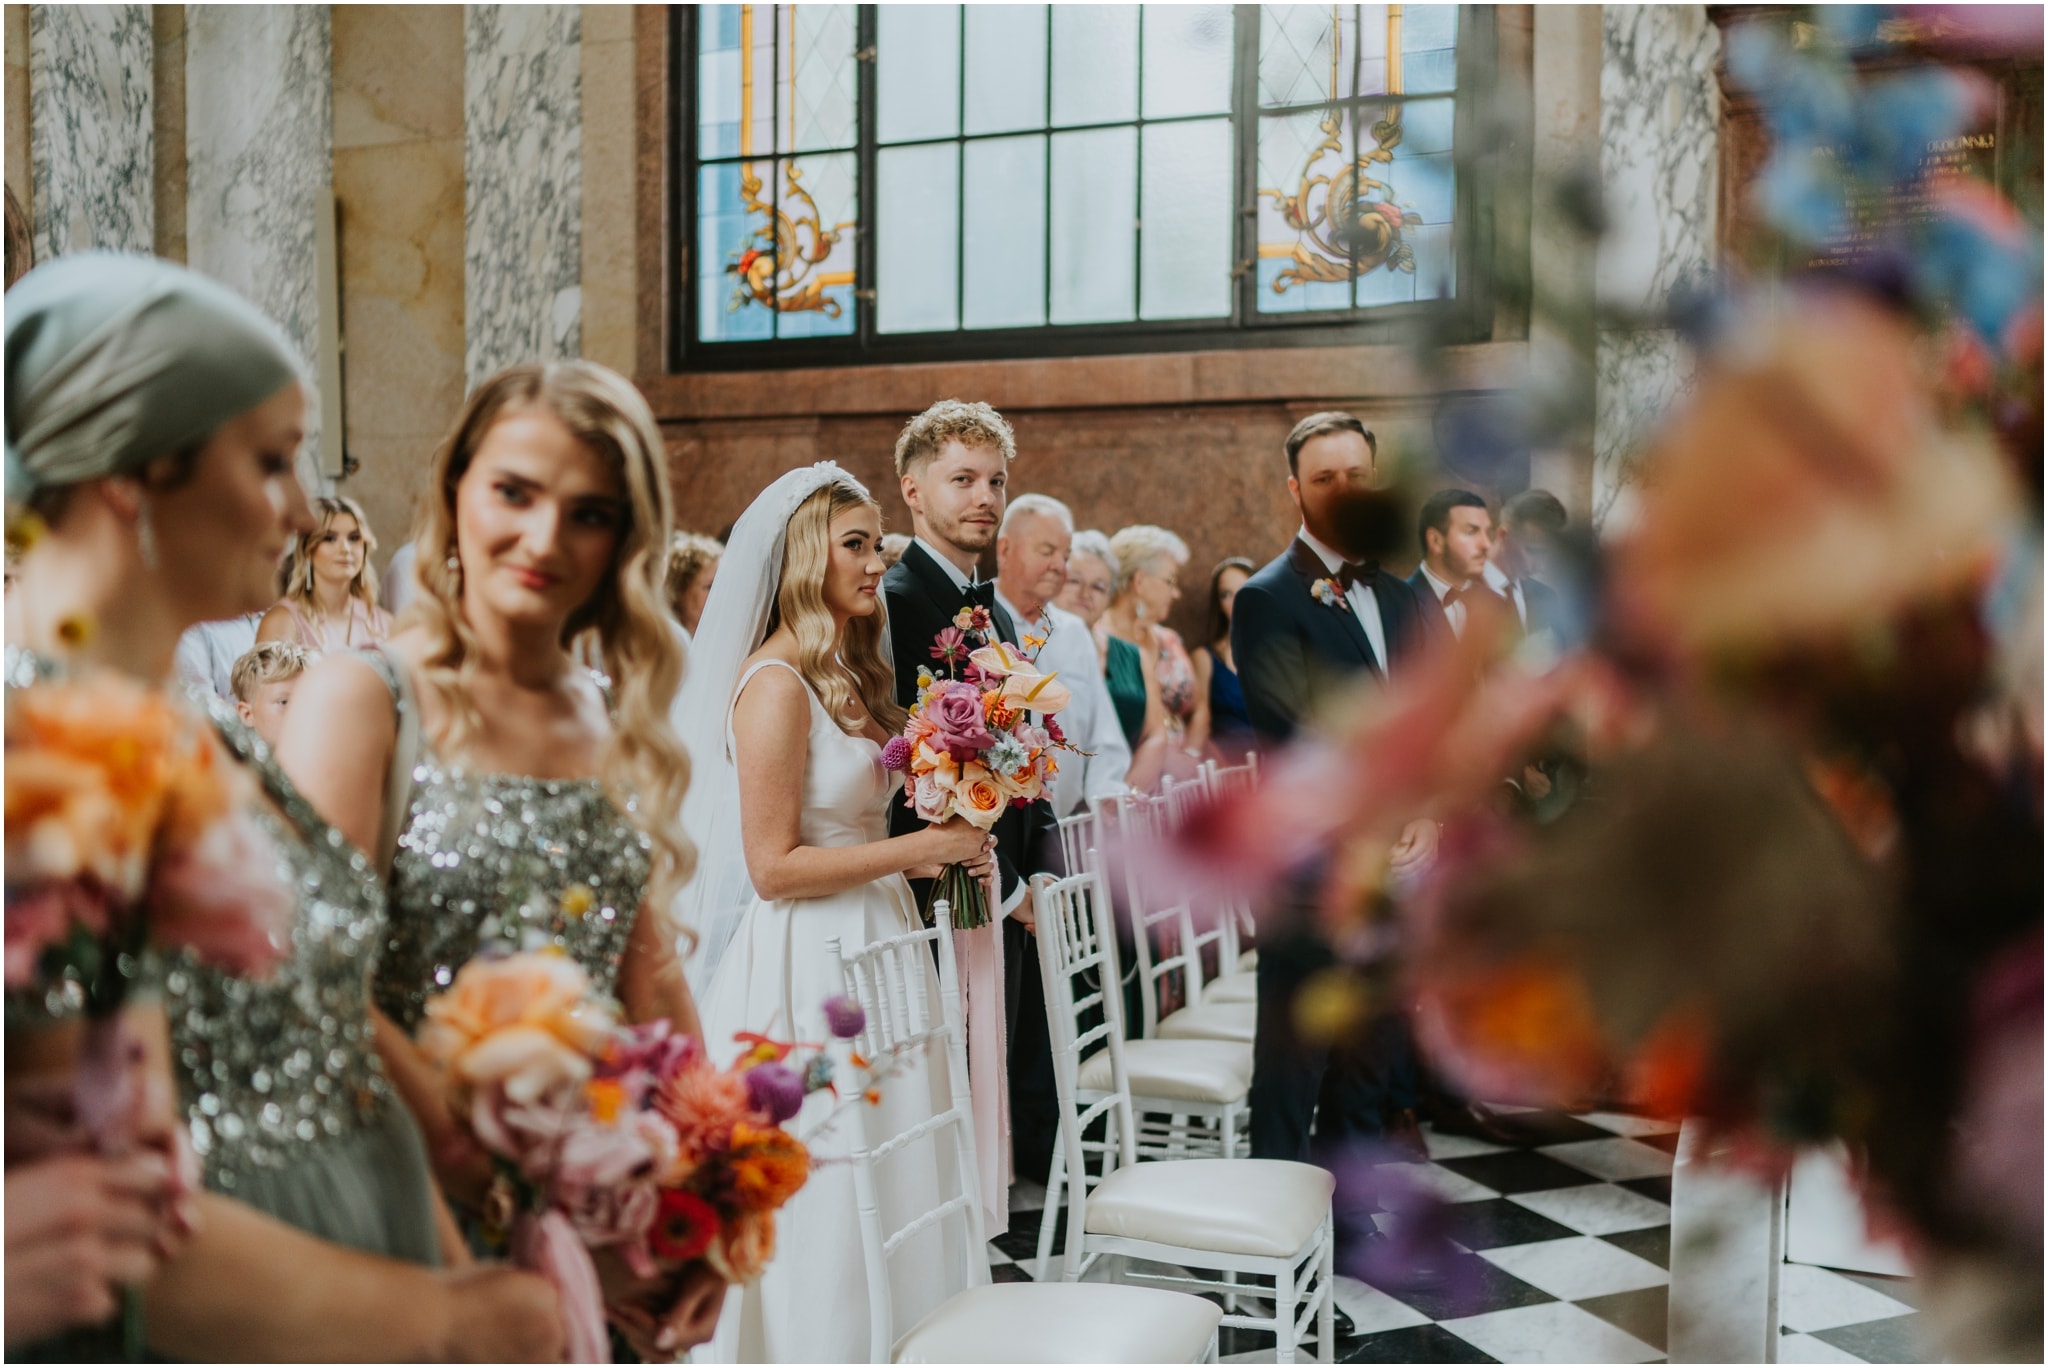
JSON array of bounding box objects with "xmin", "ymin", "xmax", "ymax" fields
[
  {"xmin": 420, "ymin": 950, "xmax": 880, "ymax": 1362},
  {"xmin": 5, "ymin": 670, "xmax": 293, "ymax": 1356},
  {"xmin": 5, "ymin": 672, "xmax": 294, "ymax": 1008},
  {"xmin": 882, "ymin": 605, "xmax": 1078, "ymax": 928}
]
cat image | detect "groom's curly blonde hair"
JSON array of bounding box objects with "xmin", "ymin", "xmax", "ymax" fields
[{"xmin": 893, "ymin": 399, "xmax": 1016, "ymax": 477}]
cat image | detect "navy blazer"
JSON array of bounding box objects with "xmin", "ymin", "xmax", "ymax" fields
[{"xmin": 1230, "ymin": 538, "xmax": 1429, "ymax": 744}]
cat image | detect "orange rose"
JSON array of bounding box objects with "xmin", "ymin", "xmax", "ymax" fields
[
  {"xmin": 419, "ymin": 952, "xmax": 618, "ymax": 1086},
  {"xmin": 951, "ymin": 762, "xmax": 1006, "ymax": 830}
]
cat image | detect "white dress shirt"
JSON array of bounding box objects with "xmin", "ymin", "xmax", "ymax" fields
[
  {"xmin": 173, "ymin": 613, "xmax": 261, "ymax": 701},
  {"xmin": 912, "ymin": 536, "xmax": 979, "ymax": 592},
  {"xmin": 997, "ymin": 589, "xmax": 1131, "ymax": 818},
  {"xmin": 1419, "ymin": 562, "xmax": 1470, "ymax": 640},
  {"xmin": 1298, "ymin": 525, "xmax": 1391, "ymax": 676}
]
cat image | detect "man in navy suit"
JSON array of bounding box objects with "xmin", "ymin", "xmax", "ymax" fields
[
  {"xmin": 1406, "ymin": 487, "xmax": 1512, "ymax": 648},
  {"xmin": 1231, "ymin": 412, "xmax": 1439, "ymax": 1166}
]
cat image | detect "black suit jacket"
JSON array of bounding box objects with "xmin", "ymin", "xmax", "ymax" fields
[
  {"xmin": 883, "ymin": 541, "xmax": 1061, "ymax": 904},
  {"xmin": 1231, "ymin": 539, "xmax": 1429, "ymax": 744}
]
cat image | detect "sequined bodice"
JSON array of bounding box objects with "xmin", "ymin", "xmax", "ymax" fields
[
  {"xmin": 364, "ymin": 652, "xmax": 653, "ymax": 1032},
  {"xmin": 172, "ymin": 698, "xmax": 394, "ymax": 1188}
]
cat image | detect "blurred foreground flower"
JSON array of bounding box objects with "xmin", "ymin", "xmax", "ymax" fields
[{"xmin": 1614, "ymin": 288, "xmax": 2013, "ymax": 658}]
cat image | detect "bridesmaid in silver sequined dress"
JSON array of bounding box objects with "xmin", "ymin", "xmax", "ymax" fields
[
  {"xmin": 283, "ymin": 360, "xmax": 726, "ymax": 1360},
  {"xmin": 4, "ymin": 253, "xmax": 562, "ymax": 1360}
]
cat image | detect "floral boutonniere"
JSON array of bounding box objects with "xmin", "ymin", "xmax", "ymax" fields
[{"xmin": 1310, "ymin": 577, "xmax": 1346, "ymax": 609}]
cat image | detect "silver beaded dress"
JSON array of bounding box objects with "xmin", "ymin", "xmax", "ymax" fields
[
  {"xmin": 173, "ymin": 696, "xmax": 441, "ymax": 1263},
  {"xmin": 360, "ymin": 648, "xmax": 653, "ymax": 1034}
]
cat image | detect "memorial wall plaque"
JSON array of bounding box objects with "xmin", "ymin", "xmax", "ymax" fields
[{"xmin": 1710, "ymin": 7, "xmax": 2043, "ymax": 276}]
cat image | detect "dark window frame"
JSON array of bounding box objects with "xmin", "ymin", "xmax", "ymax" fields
[{"xmin": 667, "ymin": 3, "xmax": 1496, "ymax": 374}]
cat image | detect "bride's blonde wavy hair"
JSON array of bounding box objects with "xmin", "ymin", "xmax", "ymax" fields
[
  {"xmin": 404, "ymin": 360, "xmax": 694, "ymax": 920},
  {"xmin": 770, "ymin": 482, "xmax": 906, "ymax": 736}
]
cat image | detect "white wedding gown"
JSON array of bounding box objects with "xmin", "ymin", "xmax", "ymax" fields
[{"xmin": 697, "ymin": 660, "xmax": 966, "ymax": 1364}]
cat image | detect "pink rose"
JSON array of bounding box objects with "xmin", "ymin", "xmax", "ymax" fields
[
  {"xmin": 913, "ymin": 769, "xmax": 953, "ymax": 821},
  {"xmin": 928, "ymin": 680, "xmax": 994, "ymax": 761}
]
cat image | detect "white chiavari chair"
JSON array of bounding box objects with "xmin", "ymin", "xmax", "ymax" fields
[
  {"xmin": 1034, "ymin": 872, "xmax": 1336, "ymax": 1364},
  {"xmin": 1027, "ymin": 863, "xmax": 1253, "ymax": 1276},
  {"xmin": 833, "ymin": 914, "xmax": 1222, "ymax": 1364}
]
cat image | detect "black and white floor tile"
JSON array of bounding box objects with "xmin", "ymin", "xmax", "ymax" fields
[{"xmin": 987, "ymin": 1109, "xmax": 1933, "ymax": 1364}]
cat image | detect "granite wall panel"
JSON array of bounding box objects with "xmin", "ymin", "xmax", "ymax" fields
[
  {"xmin": 465, "ymin": 3, "xmax": 581, "ymax": 386},
  {"xmin": 27, "ymin": 2, "xmax": 152, "ymax": 260}
]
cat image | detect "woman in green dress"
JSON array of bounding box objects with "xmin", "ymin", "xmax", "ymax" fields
[{"xmin": 4, "ymin": 251, "xmax": 561, "ymax": 1359}]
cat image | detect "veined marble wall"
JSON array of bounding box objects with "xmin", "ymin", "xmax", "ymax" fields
[
  {"xmin": 465, "ymin": 4, "xmax": 581, "ymax": 388},
  {"xmin": 27, "ymin": 3, "xmax": 153, "ymax": 260},
  {"xmin": 1593, "ymin": 4, "xmax": 1720, "ymax": 531},
  {"xmin": 186, "ymin": 4, "xmax": 333, "ymax": 482}
]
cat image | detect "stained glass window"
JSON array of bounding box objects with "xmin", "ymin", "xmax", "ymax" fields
[
  {"xmin": 1255, "ymin": 5, "xmax": 1459, "ymax": 313},
  {"xmin": 684, "ymin": 5, "xmax": 1472, "ymax": 356},
  {"xmin": 695, "ymin": 4, "xmax": 859, "ymax": 341}
]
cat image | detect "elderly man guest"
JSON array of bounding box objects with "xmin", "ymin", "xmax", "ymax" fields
[{"xmin": 994, "ymin": 494, "xmax": 1132, "ymax": 817}]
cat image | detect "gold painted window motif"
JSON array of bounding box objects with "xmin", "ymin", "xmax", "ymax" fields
[{"xmin": 687, "ymin": 4, "xmax": 1467, "ymax": 353}]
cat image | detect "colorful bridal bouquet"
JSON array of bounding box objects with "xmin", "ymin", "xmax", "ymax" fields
[
  {"xmin": 882, "ymin": 603, "xmax": 1078, "ymax": 928},
  {"xmin": 420, "ymin": 950, "xmax": 876, "ymax": 1363}
]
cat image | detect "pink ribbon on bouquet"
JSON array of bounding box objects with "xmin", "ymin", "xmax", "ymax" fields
[
  {"xmin": 513, "ymin": 1208, "xmax": 611, "ymax": 1363},
  {"xmin": 951, "ymin": 864, "xmax": 1012, "ymax": 1237}
]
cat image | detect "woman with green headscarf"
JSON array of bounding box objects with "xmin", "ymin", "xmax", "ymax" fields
[{"xmin": 5, "ymin": 252, "xmax": 563, "ymax": 1361}]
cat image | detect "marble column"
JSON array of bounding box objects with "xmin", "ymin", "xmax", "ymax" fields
[
  {"xmin": 185, "ymin": 4, "xmax": 333, "ymax": 481},
  {"xmin": 465, "ymin": 3, "xmax": 581, "ymax": 388},
  {"xmin": 332, "ymin": 4, "xmax": 466, "ymax": 572},
  {"xmin": 1593, "ymin": 4, "xmax": 1720, "ymax": 532},
  {"xmin": 26, "ymin": 3, "xmax": 153, "ymax": 261}
]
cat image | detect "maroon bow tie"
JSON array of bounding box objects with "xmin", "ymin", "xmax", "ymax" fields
[{"xmin": 1333, "ymin": 560, "xmax": 1379, "ymax": 592}]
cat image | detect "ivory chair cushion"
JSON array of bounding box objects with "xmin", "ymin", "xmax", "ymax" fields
[
  {"xmin": 1078, "ymin": 1038, "xmax": 1252, "ymax": 1104},
  {"xmin": 1156, "ymin": 999, "xmax": 1256, "ymax": 1044},
  {"xmin": 1203, "ymin": 971, "xmax": 1256, "ymax": 1004},
  {"xmin": 894, "ymin": 1282, "xmax": 1223, "ymax": 1363},
  {"xmin": 1239, "ymin": 949, "xmax": 1258, "ymax": 971},
  {"xmin": 1083, "ymin": 1158, "xmax": 1335, "ymax": 1259}
]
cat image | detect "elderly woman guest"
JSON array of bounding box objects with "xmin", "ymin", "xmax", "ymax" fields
[
  {"xmin": 1102, "ymin": 524, "xmax": 1208, "ymax": 789},
  {"xmin": 1054, "ymin": 528, "xmax": 1117, "ymax": 650},
  {"xmin": 258, "ymin": 494, "xmax": 391, "ymax": 653},
  {"xmin": 664, "ymin": 530, "xmax": 723, "ymax": 642},
  {"xmin": 1191, "ymin": 557, "xmax": 1257, "ymax": 762}
]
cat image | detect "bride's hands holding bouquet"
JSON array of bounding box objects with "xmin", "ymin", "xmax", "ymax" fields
[{"xmin": 906, "ymin": 818, "xmax": 996, "ymax": 883}]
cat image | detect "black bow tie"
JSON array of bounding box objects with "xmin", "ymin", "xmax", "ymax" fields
[
  {"xmin": 961, "ymin": 579, "xmax": 996, "ymax": 610},
  {"xmin": 1333, "ymin": 560, "xmax": 1380, "ymax": 592}
]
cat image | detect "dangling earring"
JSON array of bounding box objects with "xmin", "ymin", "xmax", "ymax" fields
[
  {"xmin": 445, "ymin": 548, "xmax": 462, "ymax": 583},
  {"xmin": 135, "ymin": 495, "xmax": 159, "ymax": 572}
]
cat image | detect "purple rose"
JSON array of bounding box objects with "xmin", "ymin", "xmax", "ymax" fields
[
  {"xmin": 880, "ymin": 736, "xmax": 912, "ymax": 772},
  {"xmin": 822, "ymin": 994, "xmax": 866, "ymax": 1040},
  {"xmin": 929, "ymin": 680, "xmax": 994, "ymax": 761},
  {"xmin": 745, "ymin": 1062, "xmax": 806, "ymax": 1125}
]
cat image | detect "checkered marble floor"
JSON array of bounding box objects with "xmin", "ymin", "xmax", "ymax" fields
[{"xmin": 986, "ymin": 1109, "xmax": 1933, "ymax": 1364}]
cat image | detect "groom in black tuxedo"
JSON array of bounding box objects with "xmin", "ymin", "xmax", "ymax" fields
[
  {"xmin": 883, "ymin": 399, "xmax": 1065, "ymax": 1182},
  {"xmin": 1231, "ymin": 412, "xmax": 1438, "ymax": 1167}
]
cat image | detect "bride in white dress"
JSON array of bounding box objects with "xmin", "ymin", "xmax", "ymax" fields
[{"xmin": 675, "ymin": 465, "xmax": 995, "ymax": 1363}]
